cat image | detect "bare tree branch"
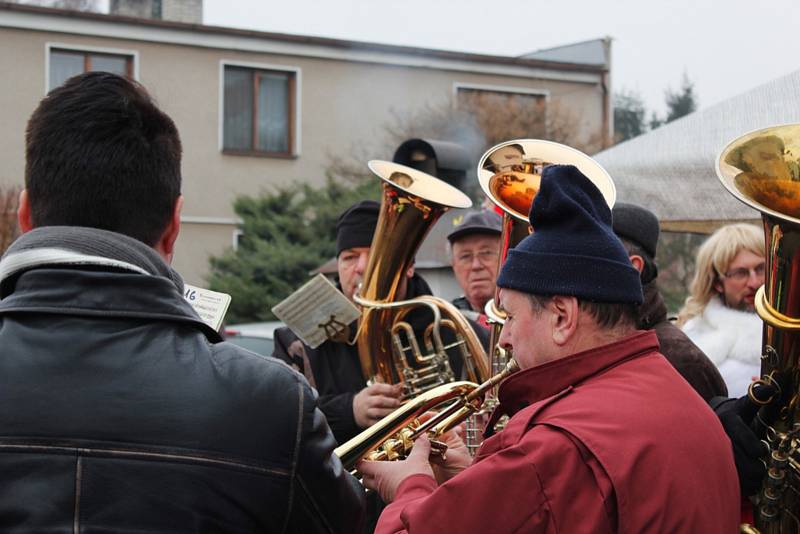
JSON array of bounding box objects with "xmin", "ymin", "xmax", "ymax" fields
[{"xmin": 0, "ymin": 185, "xmax": 21, "ymax": 255}]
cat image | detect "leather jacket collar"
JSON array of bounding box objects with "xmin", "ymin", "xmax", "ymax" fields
[{"xmin": 0, "ymin": 267, "xmax": 221, "ymax": 342}]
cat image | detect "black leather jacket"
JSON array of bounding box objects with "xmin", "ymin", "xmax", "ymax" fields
[{"xmin": 0, "ymin": 267, "xmax": 364, "ymax": 533}]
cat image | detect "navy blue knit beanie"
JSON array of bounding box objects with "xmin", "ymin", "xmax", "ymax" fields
[{"xmin": 497, "ymin": 165, "xmax": 643, "ymax": 304}]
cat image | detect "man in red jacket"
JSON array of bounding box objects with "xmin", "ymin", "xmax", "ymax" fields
[{"xmin": 359, "ymin": 164, "xmax": 740, "ymax": 533}]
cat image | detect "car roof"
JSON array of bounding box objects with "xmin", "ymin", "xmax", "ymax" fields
[{"xmin": 224, "ymin": 321, "xmax": 284, "ymax": 339}]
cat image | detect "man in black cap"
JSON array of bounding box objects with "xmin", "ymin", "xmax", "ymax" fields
[
  {"xmin": 273, "ymin": 200, "xmax": 404, "ymax": 445},
  {"xmin": 447, "ymin": 210, "xmax": 502, "ymax": 327},
  {"xmin": 359, "ymin": 165, "xmax": 739, "ymax": 533},
  {"xmin": 273, "ymin": 200, "xmax": 467, "ymax": 446},
  {"xmin": 612, "ymin": 202, "xmax": 728, "ymax": 401}
]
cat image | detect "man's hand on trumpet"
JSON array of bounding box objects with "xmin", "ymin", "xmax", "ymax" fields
[
  {"xmin": 358, "ymin": 415, "xmax": 473, "ymax": 502},
  {"xmin": 358, "ymin": 434, "xmax": 436, "ymax": 502},
  {"xmin": 428, "ymin": 423, "xmax": 472, "ymax": 484}
]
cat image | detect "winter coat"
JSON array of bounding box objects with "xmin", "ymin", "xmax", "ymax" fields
[
  {"xmin": 682, "ymin": 297, "xmax": 763, "ymax": 397},
  {"xmin": 638, "ymin": 282, "xmax": 728, "ymax": 400},
  {"xmin": 375, "ymin": 331, "xmax": 740, "ymax": 534},
  {"xmin": 0, "ymin": 262, "xmax": 364, "ymax": 533}
]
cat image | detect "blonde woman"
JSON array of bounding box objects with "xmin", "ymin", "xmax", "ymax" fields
[{"xmin": 678, "ymin": 223, "xmax": 765, "ymax": 397}]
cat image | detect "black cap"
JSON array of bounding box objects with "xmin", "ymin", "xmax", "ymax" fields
[
  {"xmin": 335, "ymin": 200, "xmax": 380, "ymax": 256},
  {"xmin": 612, "ymin": 202, "xmax": 660, "ymax": 258},
  {"xmin": 447, "ymin": 210, "xmax": 502, "ymax": 243}
]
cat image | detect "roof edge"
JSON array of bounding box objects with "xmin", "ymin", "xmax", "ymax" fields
[{"xmin": 0, "ymin": 1, "xmax": 606, "ymax": 74}]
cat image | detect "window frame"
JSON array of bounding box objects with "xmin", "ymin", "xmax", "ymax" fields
[
  {"xmin": 452, "ymin": 82, "xmax": 550, "ymax": 102},
  {"xmin": 45, "ymin": 42, "xmax": 139, "ymax": 94},
  {"xmin": 219, "ymin": 60, "xmax": 302, "ymax": 158}
]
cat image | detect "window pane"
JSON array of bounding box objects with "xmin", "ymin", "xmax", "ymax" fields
[
  {"xmin": 457, "ymin": 88, "xmax": 547, "ymax": 138},
  {"xmin": 91, "ymin": 54, "xmax": 128, "ymax": 76},
  {"xmin": 256, "ymin": 72, "xmax": 289, "ymax": 153},
  {"xmin": 223, "ymin": 68, "xmax": 254, "ymax": 150},
  {"xmin": 49, "ymin": 51, "xmax": 84, "ymax": 91}
]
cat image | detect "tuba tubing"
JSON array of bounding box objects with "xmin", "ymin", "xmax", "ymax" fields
[{"xmin": 355, "ymin": 161, "xmax": 489, "ymax": 393}]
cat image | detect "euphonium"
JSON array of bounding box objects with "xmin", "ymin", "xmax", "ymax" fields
[
  {"xmin": 717, "ymin": 124, "xmax": 800, "ymax": 534},
  {"xmin": 355, "ymin": 161, "xmax": 490, "ymax": 399},
  {"xmin": 477, "ymin": 139, "xmax": 616, "ymax": 377}
]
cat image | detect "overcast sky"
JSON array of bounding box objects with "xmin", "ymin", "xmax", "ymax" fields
[{"xmin": 203, "ymin": 0, "xmax": 800, "ymax": 118}]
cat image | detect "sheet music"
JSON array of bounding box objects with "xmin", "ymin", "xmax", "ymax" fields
[{"xmin": 271, "ymin": 273, "xmax": 360, "ymax": 349}]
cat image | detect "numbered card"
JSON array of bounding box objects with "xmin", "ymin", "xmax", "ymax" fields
[{"xmin": 183, "ymin": 284, "xmax": 231, "ymax": 331}]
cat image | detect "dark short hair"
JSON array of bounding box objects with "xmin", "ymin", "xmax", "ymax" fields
[
  {"xmin": 25, "ymin": 72, "xmax": 182, "ymax": 245},
  {"xmin": 527, "ymin": 293, "xmax": 637, "ymax": 330}
]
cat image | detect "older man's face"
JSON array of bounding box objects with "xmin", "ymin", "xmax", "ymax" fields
[
  {"xmin": 338, "ymin": 247, "xmax": 370, "ymax": 301},
  {"xmin": 451, "ymin": 233, "xmax": 500, "ymax": 312}
]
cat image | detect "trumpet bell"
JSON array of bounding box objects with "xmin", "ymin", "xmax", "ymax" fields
[
  {"xmin": 477, "ymin": 139, "xmax": 616, "ymax": 221},
  {"xmin": 717, "ymin": 123, "xmax": 800, "ymax": 224}
]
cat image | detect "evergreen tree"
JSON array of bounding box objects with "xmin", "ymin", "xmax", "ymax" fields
[
  {"xmin": 208, "ymin": 175, "xmax": 380, "ymax": 323},
  {"xmin": 613, "ymin": 90, "xmax": 647, "ymax": 142},
  {"xmin": 665, "ymin": 72, "xmax": 698, "ymax": 123}
]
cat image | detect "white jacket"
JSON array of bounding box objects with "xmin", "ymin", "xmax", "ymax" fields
[{"xmin": 682, "ymin": 297, "xmax": 763, "ymax": 397}]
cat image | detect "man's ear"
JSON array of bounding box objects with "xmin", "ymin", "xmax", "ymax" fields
[
  {"xmin": 549, "ymin": 295, "xmax": 579, "ymax": 346},
  {"xmin": 17, "ymin": 189, "xmax": 33, "ymax": 233},
  {"xmin": 629, "ymin": 254, "xmax": 644, "ymax": 274},
  {"xmin": 713, "ymin": 279, "xmax": 724, "ymax": 295},
  {"xmin": 154, "ymin": 195, "xmax": 183, "ymax": 263},
  {"xmin": 405, "ymin": 261, "xmax": 415, "ymax": 279}
]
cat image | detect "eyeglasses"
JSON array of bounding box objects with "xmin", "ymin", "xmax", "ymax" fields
[
  {"xmin": 455, "ymin": 249, "xmax": 497, "ymax": 267},
  {"xmin": 721, "ymin": 263, "xmax": 766, "ymax": 282}
]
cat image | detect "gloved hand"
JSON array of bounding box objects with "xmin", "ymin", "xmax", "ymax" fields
[{"xmin": 711, "ymin": 383, "xmax": 777, "ymax": 497}]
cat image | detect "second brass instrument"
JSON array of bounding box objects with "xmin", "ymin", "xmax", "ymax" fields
[
  {"xmin": 717, "ymin": 124, "xmax": 800, "ymax": 534},
  {"xmin": 355, "ymin": 161, "xmax": 490, "ymax": 399}
]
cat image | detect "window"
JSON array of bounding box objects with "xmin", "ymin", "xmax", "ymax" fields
[
  {"xmin": 223, "ymin": 65, "xmax": 296, "ymax": 157},
  {"xmin": 48, "ymin": 48, "xmax": 134, "ymax": 91},
  {"xmin": 455, "ymin": 85, "xmax": 548, "ymax": 138}
]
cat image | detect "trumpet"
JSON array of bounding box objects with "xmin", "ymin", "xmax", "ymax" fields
[{"xmin": 335, "ymin": 359, "xmax": 519, "ymax": 472}]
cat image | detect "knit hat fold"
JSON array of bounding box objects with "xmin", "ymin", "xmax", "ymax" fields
[{"xmin": 497, "ymin": 164, "xmax": 643, "ymax": 304}]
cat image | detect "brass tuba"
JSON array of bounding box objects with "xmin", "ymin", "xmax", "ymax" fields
[
  {"xmin": 717, "ymin": 124, "xmax": 800, "ymax": 534},
  {"xmin": 354, "ymin": 161, "xmax": 490, "ymax": 399}
]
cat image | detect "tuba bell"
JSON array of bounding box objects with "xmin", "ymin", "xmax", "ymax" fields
[
  {"xmin": 354, "ymin": 161, "xmax": 490, "ymax": 399},
  {"xmin": 717, "ymin": 123, "xmax": 800, "ymax": 534}
]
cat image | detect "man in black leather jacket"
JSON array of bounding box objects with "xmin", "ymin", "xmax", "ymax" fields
[{"xmin": 0, "ymin": 72, "xmax": 364, "ymax": 533}]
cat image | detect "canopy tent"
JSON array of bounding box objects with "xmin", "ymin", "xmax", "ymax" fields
[{"xmin": 595, "ymin": 69, "xmax": 800, "ymax": 233}]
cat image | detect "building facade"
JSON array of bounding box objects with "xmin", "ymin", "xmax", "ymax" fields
[{"xmin": 0, "ymin": 2, "xmax": 611, "ymax": 292}]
